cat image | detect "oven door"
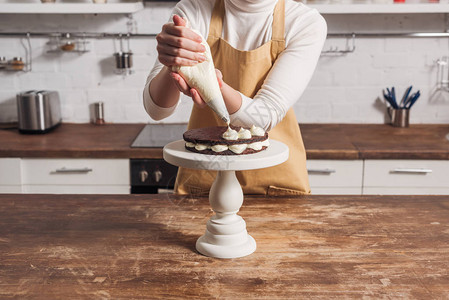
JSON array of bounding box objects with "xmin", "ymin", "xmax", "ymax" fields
[{"xmin": 130, "ymin": 159, "xmax": 178, "ymax": 194}]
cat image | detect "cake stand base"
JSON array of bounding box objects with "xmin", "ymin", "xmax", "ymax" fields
[
  {"xmin": 163, "ymin": 140, "xmax": 289, "ymax": 259},
  {"xmin": 196, "ymin": 234, "xmax": 256, "ymax": 259}
]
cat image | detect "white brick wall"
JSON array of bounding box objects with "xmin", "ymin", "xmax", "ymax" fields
[{"xmin": 0, "ymin": 2, "xmax": 448, "ymax": 124}]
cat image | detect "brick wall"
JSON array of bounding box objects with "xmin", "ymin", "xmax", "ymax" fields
[{"xmin": 0, "ymin": 2, "xmax": 448, "ymax": 124}]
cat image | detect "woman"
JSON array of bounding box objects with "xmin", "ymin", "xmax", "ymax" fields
[{"xmin": 143, "ymin": 0, "xmax": 327, "ymax": 196}]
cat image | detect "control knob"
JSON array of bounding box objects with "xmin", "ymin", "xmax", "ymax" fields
[
  {"xmin": 153, "ymin": 169, "xmax": 162, "ymax": 183},
  {"xmin": 139, "ymin": 170, "xmax": 148, "ymax": 183}
]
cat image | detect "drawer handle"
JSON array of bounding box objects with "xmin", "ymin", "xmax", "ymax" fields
[
  {"xmin": 390, "ymin": 168, "xmax": 433, "ymax": 174},
  {"xmin": 307, "ymin": 168, "xmax": 336, "ymax": 174},
  {"xmin": 53, "ymin": 167, "xmax": 93, "ymax": 174}
]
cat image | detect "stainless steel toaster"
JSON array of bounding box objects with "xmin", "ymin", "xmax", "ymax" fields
[{"xmin": 16, "ymin": 90, "xmax": 62, "ymax": 134}]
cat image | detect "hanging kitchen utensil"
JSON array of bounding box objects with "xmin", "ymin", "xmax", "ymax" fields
[{"xmin": 114, "ymin": 34, "xmax": 133, "ymax": 75}]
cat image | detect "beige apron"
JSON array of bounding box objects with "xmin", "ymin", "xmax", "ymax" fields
[{"xmin": 175, "ymin": 0, "xmax": 310, "ymax": 196}]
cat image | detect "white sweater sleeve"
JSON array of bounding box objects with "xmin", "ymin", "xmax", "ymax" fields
[{"xmin": 230, "ymin": 10, "xmax": 327, "ymax": 131}]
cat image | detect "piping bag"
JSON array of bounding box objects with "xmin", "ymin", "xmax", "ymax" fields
[{"xmin": 171, "ymin": 27, "xmax": 230, "ymax": 125}]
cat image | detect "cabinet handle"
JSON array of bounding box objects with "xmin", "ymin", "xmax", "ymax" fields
[
  {"xmin": 53, "ymin": 167, "xmax": 93, "ymax": 174},
  {"xmin": 307, "ymin": 168, "xmax": 336, "ymax": 174},
  {"xmin": 390, "ymin": 168, "xmax": 432, "ymax": 174}
]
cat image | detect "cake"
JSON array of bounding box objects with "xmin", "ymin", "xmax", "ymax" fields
[{"xmin": 183, "ymin": 125, "xmax": 269, "ymax": 155}]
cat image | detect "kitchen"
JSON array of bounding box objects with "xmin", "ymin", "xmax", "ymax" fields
[{"xmin": 1, "ymin": 0, "xmax": 449, "ymax": 298}]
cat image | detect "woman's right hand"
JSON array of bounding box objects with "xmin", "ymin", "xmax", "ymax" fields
[{"xmin": 156, "ymin": 15, "xmax": 207, "ymax": 67}]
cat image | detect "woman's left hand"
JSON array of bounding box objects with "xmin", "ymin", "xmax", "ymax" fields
[{"xmin": 170, "ymin": 69, "xmax": 223, "ymax": 108}]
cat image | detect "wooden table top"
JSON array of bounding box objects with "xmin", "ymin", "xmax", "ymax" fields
[
  {"xmin": 0, "ymin": 123, "xmax": 448, "ymax": 159},
  {"xmin": 1, "ymin": 194, "xmax": 448, "ymax": 298}
]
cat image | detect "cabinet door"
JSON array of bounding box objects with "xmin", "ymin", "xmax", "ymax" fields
[
  {"xmin": 21, "ymin": 158, "xmax": 130, "ymax": 194},
  {"xmin": 22, "ymin": 159, "xmax": 129, "ymax": 185},
  {"xmin": 363, "ymin": 160, "xmax": 449, "ymax": 195},
  {"xmin": 307, "ymin": 160, "xmax": 363, "ymax": 195},
  {"xmin": 22, "ymin": 185, "xmax": 129, "ymax": 194},
  {"xmin": 0, "ymin": 158, "xmax": 22, "ymax": 193}
]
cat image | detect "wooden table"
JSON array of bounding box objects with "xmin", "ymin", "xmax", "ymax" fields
[{"xmin": 1, "ymin": 194, "xmax": 448, "ymax": 298}]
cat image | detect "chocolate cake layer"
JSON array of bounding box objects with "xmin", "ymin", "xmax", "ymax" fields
[{"xmin": 183, "ymin": 126, "xmax": 268, "ymax": 146}]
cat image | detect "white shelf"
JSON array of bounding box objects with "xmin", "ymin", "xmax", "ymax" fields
[
  {"xmin": 308, "ymin": 3, "xmax": 449, "ymax": 14},
  {"xmin": 0, "ymin": 2, "xmax": 144, "ymax": 14}
]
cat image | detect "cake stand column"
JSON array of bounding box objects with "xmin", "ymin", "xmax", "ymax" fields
[{"xmin": 196, "ymin": 170, "xmax": 256, "ymax": 259}]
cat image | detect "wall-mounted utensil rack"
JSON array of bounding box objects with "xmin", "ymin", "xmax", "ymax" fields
[
  {"xmin": 1, "ymin": 30, "xmax": 448, "ymax": 39},
  {"xmin": 0, "ymin": 30, "xmax": 448, "ymax": 68}
]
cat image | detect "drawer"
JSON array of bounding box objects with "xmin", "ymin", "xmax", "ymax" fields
[
  {"xmin": 0, "ymin": 186, "xmax": 22, "ymax": 193},
  {"xmin": 310, "ymin": 187, "xmax": 362, "ymax": 195},
  {"xmin": 307, "ymin": 160, "xmax": 363, "ymax": 188},
  {"xmin": 0, "ymin": 158, "xmax": 21, "ymax": 185},
  {"xmin": 23, "ymin": 185, "xmax": 129, "ymax": 194},
  {"xmin": 364, "ymin": 160, "xmax": 449, "ymax": 188},
  {"xmin": 22, "ymin": 159, "xmax": 129, "ymax": 185},
  {"xmin": 364, "ymin": 187, "xmax": 449, "ymax": 195}
]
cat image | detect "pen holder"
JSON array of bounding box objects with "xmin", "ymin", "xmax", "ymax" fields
[{"xmin": 388, "ymin": 107, "xmax": 409, "ymax": 128}]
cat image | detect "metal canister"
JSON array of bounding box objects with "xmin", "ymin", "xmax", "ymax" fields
[
  {"xmin": 94, "ymin": 102, "xmax": 105, "ymax": 125},
  {"xmin": 114, "ymin": 52, "xmax": 133, "ymax": 69}
]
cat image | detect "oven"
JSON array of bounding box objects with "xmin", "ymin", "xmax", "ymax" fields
[
  {"xmin": 130, "ymin": 159, "xmax": 178, "ymax": 194},
  {"xmin": 130, "ymin": 124, "xmax": 187, "ymax": 194}
]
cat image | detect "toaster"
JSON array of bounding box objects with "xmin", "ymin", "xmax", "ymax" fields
[{"xmin": 16, "ymin": 90, "xmax": 62, "ymax": 134}]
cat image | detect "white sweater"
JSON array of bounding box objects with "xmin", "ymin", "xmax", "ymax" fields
[{"xmin": 143, "ymin": 0, "xmax": 327, "ymax": 131}]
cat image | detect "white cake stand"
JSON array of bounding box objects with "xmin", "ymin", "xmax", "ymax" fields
[{"xmin": 163, "ymin": 139, "xmax": 288, "ymax": 259}]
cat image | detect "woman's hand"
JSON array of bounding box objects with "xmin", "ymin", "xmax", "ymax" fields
[
  {"xmin": 170, "ymin": 69, "xmax": 223, "ymax": 108},
  {"xmin": 156, "ymin": 15, "xmax": 207, "ymax": 67}
]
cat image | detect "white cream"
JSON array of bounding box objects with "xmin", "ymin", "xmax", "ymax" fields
[
  {"xmin": 229, "ymin": 144, "xmax": 247, "ymax": 154},
  {"xmin": 222, "ymin": 126, "xmax": 239, "ymax": 140},
  {"xmin": 185, "ymin": 142, "xmax": 195, "ymax": 148},
  {"xmin": 238, "ymin": 128, "xmax": 252, "ymax": 139},
  {"xmin": 250, "ymin": 125, "xmax": 265, "ymax": 137},
  {"xmin": 211, "ymin": 144, "xmax": 228, "ymax": 152},
  {"xmin": 247, "ymin": 142, "xmax": 263, "ymax": 151},
  {"xmin": 195, "ymin": 144, "xmax": 209, "ymax": 151},
  {"xmin": 261, "ymin": 138, "xmax": 270, "ymax": 147}
]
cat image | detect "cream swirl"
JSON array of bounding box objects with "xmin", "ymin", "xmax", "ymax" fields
[
  {"xmin": 228, "ymin": 144, "xmax": 247, "ymax": 154},
  {"xmin": 211, "ymin": 144, "xmax": 228, "ymax": 152},
  {"xmin": 222, "ymin": 126, "xmax": 238, "ymax": 140},
  {"xmin": 238, "ymin": 128, "xmax": 252, "ymax": 139},
  {"xmin": 250, "ymin": 125, "xmax": 265, "ymax": 136},
  {"xmin": 247, "ymin": 141, "xmax": 263, "ymax": 151},
  {"xmin": 195, "ymin": 144, "xmax": 209, "ymax": 151}
]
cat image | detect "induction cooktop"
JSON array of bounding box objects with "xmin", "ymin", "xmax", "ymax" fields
[{"xmin": 131, "ymin": 124, "xmax": 188, "ymax": 148}]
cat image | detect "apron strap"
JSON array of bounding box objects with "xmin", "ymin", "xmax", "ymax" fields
[
  {"xmin": 272, "ymin": 0, "xmax": 285, "ymax": 42},
  {"xmin": 208, "ymin": 0, "xmax": 225, "ymax": 40},
  {"xmin": 270, "ymin": 0, "xmax": 286, "ymax": 60}
]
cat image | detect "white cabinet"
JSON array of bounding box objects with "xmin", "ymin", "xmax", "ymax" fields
[
  {"xmin": 21, "ymin": 158, "xmax": 130, "ymax": 194},
  {"xmin": 0, "ymin": 158, "xmax": 130, "ymax": 194},
  {"xmin": 308, "ymin": 159, "xmax": 449, "ymax": 195},
  {"xmin": 363, "ymin": 160, "xmax": 449, "ymax": 195},
  {"xmin": 0, "ymin": 158, "xmax": 22, "ymax": 193},
  {"xmin": 307, "ymin": 160, "xmax": 363, "ymax": 195}
]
